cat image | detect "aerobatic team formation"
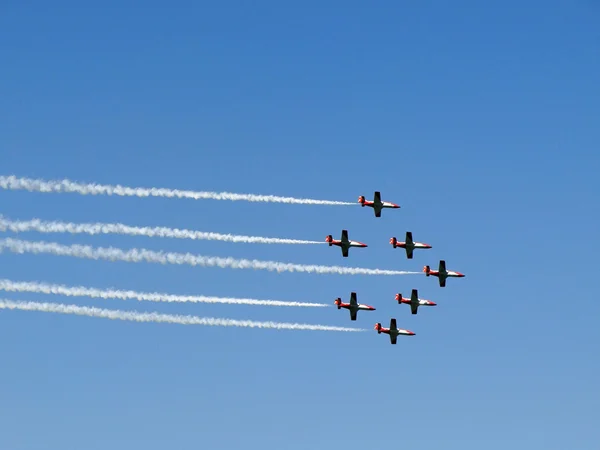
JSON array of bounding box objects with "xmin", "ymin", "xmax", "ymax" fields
[
  {"xmin": 0, "ymin": 175, "xmax": 465, "ymax": 343},
  {"xmin": 328, "ymin": 191, "xmax": 465, "ymax": 343}
]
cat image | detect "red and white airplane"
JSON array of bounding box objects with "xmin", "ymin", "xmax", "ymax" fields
[
  {"xmin": 390, "ymin": 231, "xmax": 432, "ymax": 259},
  {"xmin": 423, "ymin": 260, "xmax": 465, "ymax": 287},
  {"xmin": 396, "ymin": 289, "xmax": 436, "ymax": 315},
  {"xmin": 326, "ymin": 229, "xmax": 367, "ymax": 257},
  {"xmin": 334, "ymin": 292, "xmax": 376, "ymax": 321},
  {"xmin": 358, "ymin": 191, "xmax": 400, "ymax": 217},
  {"xmin": 374, "ymin": 318, "xmax": 415, "ymax": 344}
]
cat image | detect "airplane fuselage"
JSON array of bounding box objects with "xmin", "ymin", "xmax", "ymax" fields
[
  {"xmin": 399, "ymin": 242, "xmax": 431, "ymax": 250},
  {"xmin": 397, "ymin": 297, "xmax": 436, "ymax": 307},
  {"xmin": 358, "ymin": 192, "xmax": 400, "ymax": 217},
  {"xmin": 380, "ymin": 328, "xmax": 414, "ymax": 336},
  {"xmin": 429, "ymin": 270, "xmax": 464, "ymax": 279},
  {"xmin": 374, "ymin": 323, "xmax": 415, "ymax": 336},
  {"xmin": 338, "ymin": 303, "xmax": 375, "ymax": 312},
  {"xmin": 336, "ymin": 297, "xmax": 375, "ymax": 320},
  {"xmin": 331, "ymin": 240, "xmax": 367, "ymax": 249},
  {"xmin": 363, "ymin": 201, "xmax": 399, "ymax": 210}
]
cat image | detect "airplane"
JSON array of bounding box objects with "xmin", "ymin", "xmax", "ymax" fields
[
  {"xmin": 423, "ymin": 260, "xmax": 465, "ymax": 287},
  {"xmin": 374, "ymin": 318, "xmax": 415, "ymax": 344},
  {"xmin": 358, "ymin": 191, "xmax": 400, "ymax": 217},
  {"xmin": 334, "ymin": 292, "xmax": 376, "ymax": 321},
  {"xmin": 395, "ymin": 289, "xmax": 436, "ymax": 315},
  {"xmin": 326, "ymin": 229, "xmax": 367, "ymax": 257},
  {"xmin": 389, "ymin": 231, "xmax": 432, "ymax": 259}
]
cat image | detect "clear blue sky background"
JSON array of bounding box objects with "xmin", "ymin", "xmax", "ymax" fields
[{"xmin": 1, "ymin": 1, "xmax": 599, "ymax": 449}]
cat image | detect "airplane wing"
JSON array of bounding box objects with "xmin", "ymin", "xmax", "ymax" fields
[
  {"xmin": 350, "ymin": 292, "xmax": 358, "ymax": 307},
  {"xmin": 374, "ymin": 191, "xmax": 381, "ymax": 204},
  {"xmin": 406, "ymin": 247, "xmax": 414, "ymax": 259},
  {"xmin": 350, "ymin": 310, "xmax": 357, "ymax": 321},
  {"xmin": 439, "ymin": 260, "xmax": 446, "ymax": 273},
  {"xmin": 410, "ymin": 289, "xmax": 419, "ymax": 314},
  {"xmin": 389, "ymin": 318, "xmax": 397, "ymax": 331},
  {"xmin": 342, "ymin": 247, "xmax": 349, "ymax": 257},
  {"xmin": 439, "ymin": 277, "xmax": 446, "ymax": 287},
  {"xmin": 390, "ymin": 334, "xmax": 397, "ymax": 345},
  {"xmin": 405, "ymin": 231, "xmax": 413, "ymax": 245},
  {"xmin": 341, "ymin": 229, "xmax": 349, "ymax": 243},
  {"xmin": 374, "ymin": 209, "xmax": 381, "ymax": 217}
]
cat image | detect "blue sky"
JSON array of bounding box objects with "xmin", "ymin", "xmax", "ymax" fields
[{"xmin": 1, "ymin": 1, "xmax": 599, "ymax": 448}]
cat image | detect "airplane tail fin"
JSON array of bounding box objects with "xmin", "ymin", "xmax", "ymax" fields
[
  {"xmin": 423, "ymin": 265, "xmax": 430, "ymax": 276},
  {"xmin": 395, "ymin": 293, "xmax": 402, "ymax": 304},
  {"xmin": 334, "ymin": 298, "xmax": 342, "ymax": 309},
  {"xmin": 389, "ymin": 237, "xmax": 397, "ymax": 248},
  {"xmin": 358, "ymin": 195, "xmax": 365, "ymax": 206},
  {"xmin": 374, "ymin": 322, "xmax": 382, "ymax": 333},
  {"xmin": 326, "ymin": 235, "xmax": 333, "ymax": 246}
]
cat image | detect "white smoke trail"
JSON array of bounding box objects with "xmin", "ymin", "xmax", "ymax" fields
[
  {"xmin": 0, "ymin": 238, "xmax": 420, "ymax": 276},
  {"xmin": 0, "ymin": 299, "xmax": 364, "ymax": 332},
  {"xmin": 0, "ymin": 216, "xmax": 324, "ymax": 245},
  {"xmin": 0, "ymin": 278, "xmax": 328, "ymax": 308},
  {"xmin": 0, "ymin": 175, "xmax": 355, "ymax": 205}
]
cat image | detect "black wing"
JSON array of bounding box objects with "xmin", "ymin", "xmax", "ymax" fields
[
  {"xmin": 350, "ymin": 292, "xmax": 358, "ymax": 307},
  {"xmin": 410, "ymin": 290, "xmax": 419, "ymax": 315},
  {"xmin": 374, "ymin": 191, "xmax": 381, "ymax": 204},
  {"xmin": 406, "ymin": 247, "xmax": 414, "ymax": 259},
  {"xmin": 405, "ymin": 231, "xmax": 413, "ymax": 245},
  {"xmin": 390, "ymin": 334, "xmax": 397, "ymax": 345},
  {"xmin": 341, "ymin": 229, "xmax": 349, "ymax": 243},
  {"xmin": 439, "ymin": 276, "xmax": 446, "ymax": 287},
  {"xmin": 439, "ymin": 260, "xmax": 446, "ymax": 273},
  {"xmin": 350, "ymin": 310, "xmax": 357, "ymax": 321},
  {"xmin": 342, "ymin": 247, "xmax": 349, "ymax": 257},
  {"xmin": 389, "ymin": 318, "xmax": 397, "ymax": 331}
]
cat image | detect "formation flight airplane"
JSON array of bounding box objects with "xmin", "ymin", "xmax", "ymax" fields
[
  {"xmin": 423, "ymin": 260, "xmax": 465, "ymax": 287},
  {"xmin": 396, "ymin": 289, "xmax": 436, "ymax": 315},
  {"xmin": 334, "ymin": 292, "xmax": 376, "ymax": 321},
  {"xmin": 326, "ymin": 229, "xmax": 367, "ymax": 257},
  {"xmin": 389, "ymin": 231, "xmax": 432, "ymax": 259},
  {"xmin": 358, "ymin": 191, "xmax": 400, "ymax": 217},
  {"xmin": 374, "ymin": 318, "xmax": 415, "ymax": 344}
]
